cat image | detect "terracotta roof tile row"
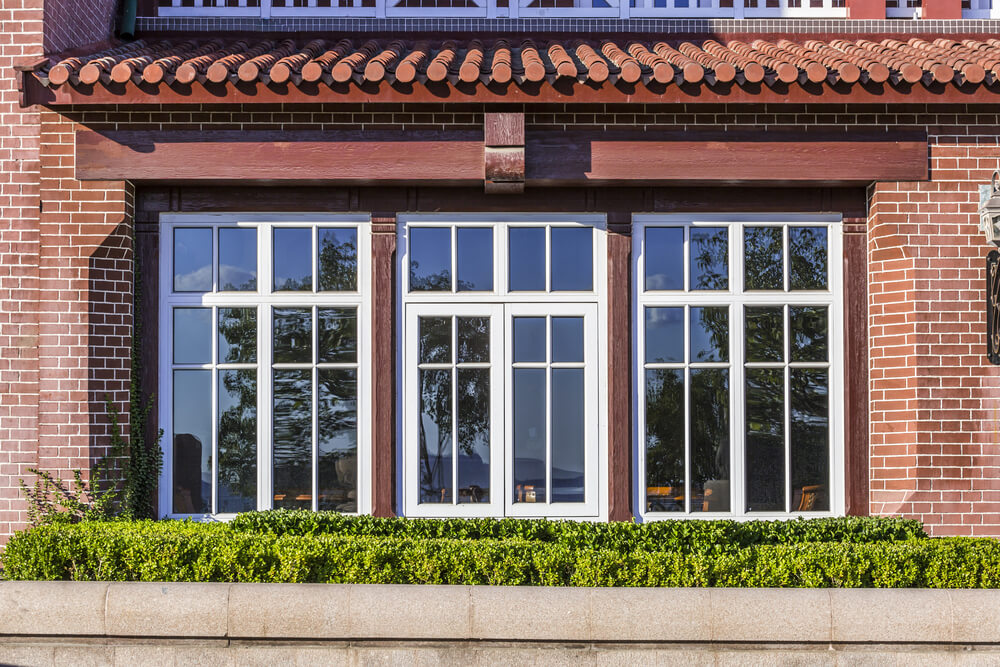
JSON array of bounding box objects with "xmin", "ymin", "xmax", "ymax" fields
[{"xmin": 40, "ymin": 36, "xmax": 1000, "ymax": 91}]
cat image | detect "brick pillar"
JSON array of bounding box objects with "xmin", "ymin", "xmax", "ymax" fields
[
  {"xmin": 868, "ymin": 137, "xmax": 1000, "ymax": 537},
  {"xmin": 36, "ymin": 110, "xmax": 133, "ymax": 491},
  {"xmin": 921, "ymin": 0, "xmax": 962, "ymax": 18},
  {"xmin": 846, "ymin": 0, "xmax": 886, "ymax": 19}
]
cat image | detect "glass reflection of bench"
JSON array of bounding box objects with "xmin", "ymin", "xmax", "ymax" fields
[
  {"xmin": 647, "ymin": 486, "xmax": 717, "ymax": 512},
  {"xmin": 515, "ymin": 484, "xmax": 540, "ymax": 503}
]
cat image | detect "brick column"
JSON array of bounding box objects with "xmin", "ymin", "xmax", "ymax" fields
[{"xmin": 371, "ymin": 214, "xmax": 397, "ymax": 517}]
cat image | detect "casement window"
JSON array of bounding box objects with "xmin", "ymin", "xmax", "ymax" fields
[
  {"xmin": 159, "ymin": 215, "xmax": 370, "ymax": 517},
  {"xmin": 400, "ymin": 216, "xmax": 606, "ymax": 519},
  {"xmin": 634, "ymin": 215, "xmax": 843, "ymax": 519}
]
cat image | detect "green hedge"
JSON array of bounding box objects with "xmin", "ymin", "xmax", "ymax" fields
[
  {"xmin": 5, "ymin": 520, "xmax": 998, "ymax": 587},
  {"xmin": 228, "ymin": 511, "xmax": 927, "ymax": 554}
]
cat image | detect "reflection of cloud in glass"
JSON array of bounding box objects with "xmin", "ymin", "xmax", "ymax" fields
[
  {"xmin": 645, "ymin": 273, "xmax": 674, "ymax": 291},
  {"xmin": 174, "ymin": 265, "xmax": 212, "ymax": 292},
  {"xmin": 219, "ymin": 264, "xmax": 257, "ymax": 292}
]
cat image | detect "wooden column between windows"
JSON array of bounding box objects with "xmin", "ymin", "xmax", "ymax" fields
[
  {"xmin": 484, "ymin": 112, "xmax": 525, "ymax": 194},
  {"xmin": 607, "ymin": 212, "xmax": 632, "ymax": 522},
  {"xmin": 921, "ymin": 0, "xmax": 962, "ymax": 18},
  {"xmin": 843, "ymin": 220, "xmax": 869, "ymax": 516},
  {"xmin": 845, "ymin": 0, "xmax": 886, "ymax": 19},
  {"xmin": 371, "ymin": 214, "xmax": 397, "ymax": 517}
]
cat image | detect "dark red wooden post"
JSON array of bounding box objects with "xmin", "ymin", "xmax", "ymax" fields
[
  {"xmin": 845, "ymin": 0, "xmax": 885, "ymax": 19},
  {"xmin": 843, "ymin": 219, "xmax": 870, "ymax": 516},
  {"xmin": 371, "ymin": 214, "xmax": 397, "ymax": 517},
  {"xmin": 921, "ymin": 0, "xmax": 962, "ymax": 18},
  {"xmin": 607, "ymin": 212, "xmax": 633, "ymax": 522}
]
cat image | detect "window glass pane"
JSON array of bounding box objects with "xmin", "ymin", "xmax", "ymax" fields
[
  {"xmin": 689, "ymin": 227, "xmax": 728, "ymax": 291},
  {"xmin": 645, "ymin": 307, "xmax": 683, "ymax": 364},
  {"xmin": 645, "ymin": 369, "xmax": 684, "ymax": 512},
  {"xmin": 690, "ymin": 369, "xmax": 730, "ymax": 512},
  {"xmin": 419, "ymin": 316, "xmax": 452, "ymax": 365},
  {"xmin": 745, "ymin": 306, "xmax": 784, "ymax": 363},
  {"xmin": 551, "ymin": 317, "xmax": 584, "ymax": 363},
  {"xmin": 217, "ymin": 369, "xmax": 257, "ymax": 513},
  {"xmin": 318, "ymin": 369, "xmax": 358, "ymax": 512},
  {"xmin": 457, "ymin": 227, "xmax": 493, "ymax": 292},
  {"xmin": 273, "ymin": 370, "xmax": 312, "ymax": 510},
  {"xmin": 789, "ymin": 226, "xmax": 828, "ymax": 290},
  {"xmin": 644, "ymin": 227, "xmax": 683, "ymax": 291},
  {"xmin": 318, "ymin": 228, "xmax": 358, "ymax": 292},
  {"xmin": 457, "ymin": 317, "xmax": 489, "ymax": 364},
  {"xmin": 318, "ymin": 307, "xmax": 357, "ymax": 364},
  {"xmin": 690, "ymin": 306, "xmax": 729, "ymax": 362},
  {"xmin": 419, "ymin": 368, "xmax": 453, "ymax": 503},
  {"xmin": 410, "ymin": 227, "xmax": 451, "ymax": 291},
  {"xmin": 744, "ymin": 226, "xmax": 783, "ymax": 291},
  {"xmin": 172, "ymin": 369, "xmax": 211, "ymax": 514},
  {"xmin": 513, "ymin": 368, "xmax": 546, "ymax": 503},
  {"xmin": 551, "ymin": 227, "xmax": 593, "ymax": 291},
  {"xmin": 457, "ymin": 368, "xmax": 490, "ymax": 504},
  {"xmin": 273, "ymin": 308, "xmax": 312, "ymax": 364},
  {"xmin": 173, "ymin": 228, "xmax": 213, "ymax": 292},
  {"xmin": 218, "ymin": 308, "xmax": 256, "ymax": 364},
  {"xmin": 513, "ymin": 317, "xmax": 546, "ymax": 363},
  {"xmin": 791, "ymin": 369, "xmax": 829, "ymax": 512},
  {"xmin": 219, "ymin": 228, "xmax": 257, "ymax": 291},
  {"xmin": 273, "ymin": 228, "xmax": 313, "ymax": 291},
  {"xmin": 551, "ymin": 368, "xmax": 585, "ymax": 503},
  {"xmin": 509, "ymin": 227, "xmax": 546, "ymax": 291},
  {"xmin": 745, "ymin": 368, "xmax": 785, "ymax": 512},
  {"xmin": 173, "ymin": 308, "xmax": 212, "ymax": 364},
  {"xmin": 790, "ymin": 306, "xmax": 828, "ymax": 362}
]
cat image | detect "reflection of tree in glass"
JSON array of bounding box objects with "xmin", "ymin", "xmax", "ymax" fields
[
  {"xmin": 691, "ymin": 229, "xmax": 728, "ymax": 290},
  {"xmin": 694, "ymin": 307, "xmax": 728, "ymax": 362},
  {"xmin": 690, "ymin": 369, "xmax": 729, "ymax": 490},
  {"xmin": 789, "ymin": 227, "xmax": 827, "ymax": 290},
  {"xmin": 217, "ymin": 369, "xmax": 256, "ymax": 511},
  {"xmin": 318, "ymin": 231, "xmax": 357, "ymax": 292},
  {"xmin": 455, "ymin": 318, "xmax": 490, "ymax": 454},
  {"xmin": 409, "ymin": 260, "xmax": 452, "ymax": 291},
  {"xmin": 790, "ymin": 369, "xmax": 829, "ymax": 510},
  {"xmin": 318, "ymin": 369, "xmax": 358, "ymax": 512},
  {"xmin": 645, "ymin": 370, "xmax": 684, "ymax": 490},
  {"xmin": 744, "ymin": 227, "xmax": 782, "ymax": 290}
]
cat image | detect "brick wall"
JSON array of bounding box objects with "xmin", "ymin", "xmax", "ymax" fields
[{"xmin": 14, "ymin": 100, "xmax": 1000, "ymax": 540}]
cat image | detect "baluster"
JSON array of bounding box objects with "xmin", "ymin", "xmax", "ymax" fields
[{"xmin": 261, "ymin": 0, "xmax": 272, "ymax": 18}]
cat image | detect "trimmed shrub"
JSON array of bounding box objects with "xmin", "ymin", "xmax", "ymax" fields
[
  {"xmin": 4, "ymin": 520, "xmax": 997, "ymax": 588},
  {"xmin": 229, "ymin": 510, "xmax": 927, "ymax": 554}
]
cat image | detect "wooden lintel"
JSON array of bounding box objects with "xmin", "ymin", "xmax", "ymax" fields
[{"xmin": 76, "ymin": 129, "xmax": 929, "ymax": 185}]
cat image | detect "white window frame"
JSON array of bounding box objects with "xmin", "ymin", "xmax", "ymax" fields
[
  {"xmin": 632, "ymin": 213, "xmax": 844, "ymax": 521},
  {"xmin": 398, "ymin": 214, "xmax": 607, "ymax": 520},
  {"xmin": 159, "ymin": 213, "xmax": 372, "ymax": 519}
]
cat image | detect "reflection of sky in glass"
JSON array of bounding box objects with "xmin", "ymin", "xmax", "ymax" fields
[
  {"xmin": 174, "ymin": 228, "xmax": 213, "ymax": 292},
  {"xmin": 419, "ymin": 368, "xmax": 452, "ymax": 503},
  {"xmin": 273, "ymin": 228, "xmax": 312, "ymax": 291},
  {"xmin": 551, "ymin": 317, "xmax": 584, "ymax": 363},
  {"xmin": 509, "ymin": 227, "xmax": 545, "ymax": 291},
  {"xmin": 645, "ymin": 227, "xmax": 683, "ymax": 291},
  {"xmin": 410, "ymin": 228, "xmax": 451, "ymax": 291},
  {"xmin": 319, "ymin": 369, "xmax": 357, "ymax": 456},
  {"xmin": 173, "ymin": 308, "xmax": 212, "ymax": 364},
  {"xmin": 219, "ymin": 228, "xmax": 257, "ymax": 291},
  {"xmin": 551, "ymin": 368, "xmax": 585, "ymax": 502},
  {"xmin": 457, "ymin": 367, "xmax": 491, "ymax": 502},
  {"xmin": 690, "ymin": 306, "xmax": 728, "ymax": 362},
  {"xmin": 551, "ymin": 227, "xmax": 592, "ymax": 291},
  {"xmin": 513, "ymin": 368, "xmax": 546, "ymax": 497},
  {"xmin": 173, "ymin": 369, "xmax": 211, "ymax": 513},
  {"xmin": 457, "ymin": 228, "xmax": 493, "ymax": 291},
  {"xmin": 645, "ymin": 307, "xmax": 683, "ymax": 363},
  {"xmin": 513, "ymin": 317, "xmax": 545, "ymax": 363}
]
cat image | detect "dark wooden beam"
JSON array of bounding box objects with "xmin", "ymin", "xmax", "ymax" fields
[
  {"xmin": 79, "ymin": 130, "xmax": 928, "ymax": 185},
  {"xmin": 843, "ymin": 220, "xmax": 870, "ymax": 516},
  {"xmin": 371, "ymin": 213, "xmax": 397, "ymax": 518},
  {"xmin": 606, "ymin": 211, "xmax": 632, "ymax": 522}
]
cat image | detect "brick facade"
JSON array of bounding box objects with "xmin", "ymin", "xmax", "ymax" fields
[{"xmin": 5, "ymin": 77, "xmax": 1000, "ymax": 537}]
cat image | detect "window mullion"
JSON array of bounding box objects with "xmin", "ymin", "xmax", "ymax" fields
[
  {"xmin": 784, "ymin": 303, "xmax": 791, "ymax": 515},
  {"xmin": 732, "ymin": 222, "xmax": 746, "ymax": 518}
]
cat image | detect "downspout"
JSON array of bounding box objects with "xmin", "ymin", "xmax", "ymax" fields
[{"xmin": 119, "ymin": 0, "xmax": 137, "ymax": 41}]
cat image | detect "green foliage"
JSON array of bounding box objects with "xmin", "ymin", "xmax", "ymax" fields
[
  {"xmin": 229, "ymin": 510, "xmax": 927, "ymax": 554},
  {"xmin": 3, "ymin": 520, "xmax": 997, "ymax": 588}
]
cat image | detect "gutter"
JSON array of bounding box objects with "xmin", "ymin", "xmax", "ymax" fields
[{"xmin": 119, "ymin": 0, "xmax": 137, "ymax": 41}]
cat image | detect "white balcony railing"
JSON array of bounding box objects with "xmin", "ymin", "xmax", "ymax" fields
[{"xmin": 155, "ymin": 0, "xmax": 1000, "ymax": 18}]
